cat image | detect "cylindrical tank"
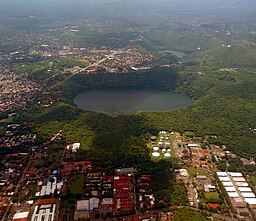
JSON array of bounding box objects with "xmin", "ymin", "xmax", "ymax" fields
[
  {"xmin": 153, "ymin": 147, "xmax": 159, "ymax": 152},
  {"xmin": 164, "ymin": 153, "xmax": 171, "ymax": 159},
  {"xmin": 152, "ymin": 152, "xmax": 160, "ymax": 158}
]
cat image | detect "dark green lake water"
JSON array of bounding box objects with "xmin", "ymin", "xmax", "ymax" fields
[{"xmin": 73, "ymin": 89, "xmax": 192, "ymax": 117}]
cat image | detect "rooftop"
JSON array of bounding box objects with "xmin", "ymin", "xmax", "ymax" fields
[
  {"xmin": 216, "ymin": 172, "xmax": 228, "ymax": 177},
  {"xmin": 77, "ymin": 200, "xmax": 89, "ymax": 211},
  {"xmin": 227, "ymin": 192, "xmax": 239, "ymax": 198},
  {"xmin": 36, "ymin": 198, "xmax": 58, "ymax": 205},
  {"xmin": 244, "ymin": 198, "xmax": 256, "ymax": 205},
  {"xmin": 240, "ymin": 192, "xmax": 255, "ymax": 198},
  {"xmin": 228, "ymin": 172, "xmax": 243, "ymax": 177},
  {"xmin": 13, "ymin": 212, "xmax": 29, "ymax": 220}
]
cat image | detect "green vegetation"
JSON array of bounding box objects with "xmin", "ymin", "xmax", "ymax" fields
[
  {"xmin": 155, "ymin": 179, "xmax": 189, "ymax": 208},
  {"xmin": 60, "ymin": 28, "xmax": 140, "ymax": 48},
  {"xmin": 52, "ymin": 67, "xmax": 177, "ymax": 99},
  {"xmin": 13, "ymin": 58, "xmax": 89, "ymax": 81},
  {"xmin": 68, "ymin": 174, "xmax": 85, "ymax": 196},
  {"xmin": 191, "ymin": 43, "xmax": 256, "ymax": 69},
  {"xmin": 248, "ymin": 175, "xmax": 256, "ymax": 187},
  {"xmin": 57, "ymin": 58, "xmax": 89, "ymax": 69},
  {"xmin": 216, "ymin": 157, "xmax": 256, "ymax": 174},
  {"xmin": 0, "ymin": 117, "xmax": 12, "ymax": 123},
  {"xmin": 139, "ymin": 29, "xmax": 223, "ymax": 53},
  {"xmin": 205, "ymin": 192, "xmax": 222, "ymax": 204},
  {"xmin": 170, "ymin": 180, "xmax": 189, "ymax": 206},
  {"xmin": 0, "ymin": 126, "xmax": 5, "ymax": 135},
  {"xmin": 174, "ymin": 208, "xmax": 208, "ymax": 221},
  {"xmin": 187, "ymin": 167, "xmax": 208, "ymax": 177}
]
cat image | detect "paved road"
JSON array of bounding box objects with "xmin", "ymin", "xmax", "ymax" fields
[{"xmin": 55, "ymin": 49, "xmax": 122, "ymax": 83}]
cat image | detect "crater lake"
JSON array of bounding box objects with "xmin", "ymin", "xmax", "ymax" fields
[{"xmin": 73, "ymin": 89, "xmax": 193, "ymax": 117}]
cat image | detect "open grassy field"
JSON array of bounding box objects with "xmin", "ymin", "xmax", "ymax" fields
[
  {"xmin": 174, "ymin": 208, "xmax": 208, "ymax": 221},
  {"xmin": 187, "ymin": 167, "xmax": 208, "ymax": 177},
  {"xmin": 205, "ymin": 192, "xmax": 221, "ymax": 203}
]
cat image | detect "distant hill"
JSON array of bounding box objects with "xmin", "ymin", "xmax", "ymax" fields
[{"xmin": 190, "ymin": 42, "xmax": 256, "ymax": 69}]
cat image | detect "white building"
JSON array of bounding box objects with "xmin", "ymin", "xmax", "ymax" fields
[
  {"xmin": 31, "ymin": 199, "xmax": 57, "ymax": 221},
  {"xmin": 67, "ymin": 143, "xmax": 81, "ymax": 152},
  {"xmin": 13, "ymin": 212, "xmax": 29, "ymax": 221}
]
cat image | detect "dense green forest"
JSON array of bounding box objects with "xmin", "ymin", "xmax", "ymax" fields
[{"xmin": 52, "ymin": 67, "xmax": 178, "ymax": 98}]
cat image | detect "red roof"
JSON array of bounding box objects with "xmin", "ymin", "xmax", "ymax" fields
[
  {"xmin": 208, "ymin": 203, "xmax": 220, "ymax": 208},
  {"xmin": 23, "ymin": 122, "xmax": 36, "ymax": 126},
  {"xmin": 113, "ymin": 173, "xmax": 134, "ymax": 213},
  {"xmin": 62, "ymin": 161, "xmax": 91, "ymax": 166},
  {"xmin": 200, "ymin": 149, "xmax": 207, "ymax": 154},
  {"xmin": 122, "ymin": 215, "xmax": 140, "ymax": 221},
  {"xmin": 13, "ymin": 219, "xmax": 27, "ymax": 221},
  {"xmin": 60, "ymin": 169, "xmax": 73, "ymax": 174},
  {"xmin": 201, "ymin": 160, "xmax": 207, "ymax": 165},
  {"xmin": 114, "ymin": 193, "xmax": 132, "ymax": 198},
  {"xmin": 103, "ymin": 176, "xmax": 114, "ymax": 181},
  {"xmin": 3, "ymin": 153, "xmax": 19, "ymax": 160},
  {"xmin": 140, "ymin": 176, "xmax": 151, "ymax": 181},
  {"xmin": 26, "ymin": 168, "xmax": 38, "ymax": 173},
  {"xmin": 37, "ymin": 198, "xmax": 58, "ymax": 205},
  {"xmin": 6, "ymin": 163, "xmax": 20, "ymax": 167}
]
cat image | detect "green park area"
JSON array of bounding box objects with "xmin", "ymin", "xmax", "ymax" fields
[
  {"xmin": 187, "ymin": 167, "xmax": 209, "ymax": 177},
  {"xmin": 205, "ymin": 192, "xmax": 222, "ymax": 204},
  {"xmin": 68, "ymin": 174, "xmax": 85, "ymax": 196},
  {"xmin": 174, "ymin": 208, "xmax": 207, "ymax": 221}
]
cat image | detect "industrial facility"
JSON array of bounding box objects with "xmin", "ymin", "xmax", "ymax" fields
[
  {"xmin": 150, "ymin": 131, "xmax": 172, "ymax": 160},
  {"xmin": 217, "ymin": 172, "xmax": 256, "ymax": 218}
]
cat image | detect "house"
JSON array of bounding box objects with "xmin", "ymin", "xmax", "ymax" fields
[
  {"xmin": 74, "ymin": 200, "xmax": 90, "ymax": 221},
  {"xmin": 66, "ymin": 143, "xmax": 80, "ymax": 152},
  {"xmin": 204, "ymin": 184, "xmax": 216, "ymax": 192},
  {"xmin": 102, "ymin": 198, "xmax": 113, "ymax": 215}
]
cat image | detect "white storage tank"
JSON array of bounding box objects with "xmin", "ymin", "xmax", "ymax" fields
[
  {"xmin": 152, "ymin": 152, "xmax": 160, "ymax": 159},
  {"xmin": 153, "ymin": 147, "xmax": 159, "ymax": 152},
  {"xmin": 164, "ymin": 153, "xmax": 171, "ymax": 159}
]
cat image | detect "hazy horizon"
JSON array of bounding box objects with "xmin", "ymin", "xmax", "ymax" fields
[{"xmin": 0, "ymin": 0, "xmax": 255, "ymax": 21}]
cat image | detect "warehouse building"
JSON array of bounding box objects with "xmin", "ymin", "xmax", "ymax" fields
[{"xmin": 217, "ymin": 171, "xmax": 256, "ymax": 217}]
